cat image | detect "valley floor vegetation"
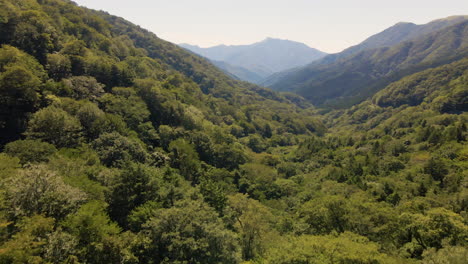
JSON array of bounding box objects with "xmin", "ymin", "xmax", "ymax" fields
[{"xmin": 0, "ymin": 0, "xmax": 466, "ymax": 263}]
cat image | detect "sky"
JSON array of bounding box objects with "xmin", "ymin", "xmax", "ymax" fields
[{"xmin": 72, "ymin": 0, "xmax": 468, "ymax": 53}]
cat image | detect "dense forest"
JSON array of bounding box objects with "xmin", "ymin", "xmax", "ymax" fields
[{"xmin": 0, "ymin": 0, "xmax": 466, "ymax": 263}]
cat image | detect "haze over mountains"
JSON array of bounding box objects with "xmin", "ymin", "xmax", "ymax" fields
[
  {"xmin": 180, "ymin": 38, "xmax": 327, "ymax": 84},
  {"xmin": 264, "ymin": 15, "xmax": 468, "ymax": 107}
]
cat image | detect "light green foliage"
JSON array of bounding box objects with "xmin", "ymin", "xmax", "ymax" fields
[
  {"xmin": 225, "ymin": 194, "xmax": 276, "ymax": 260},
  {"xmin": 43, "ymin": 229, "xmax": 79, "ymax": 264},
  {"xmin": 397, "ymin": 208, "xmax": 468, "ymax": 251},
  {"xmin": 264, "ymin": 232, "xmax": 400, "ymax": 264},
  {"xmin": 46, "ymin": 53, "xmax": 72, "ymax": 80},
  {"xmin": 169, "ymin": 138, "xmax": 201, "ymax": 182},
  {"xmin": 62, "ymin": 200, "xmax": 131, "ymax": 263},
  {"xmin": 422, "ymin": 246, "xmax": 468, "ymax": 264},
  {"xmin": 99, "ymin": 87, "xmax": 151, "ymax": 129},
  {"xmin": 25, "ymin": 106, "xmax": 83, "ymax": 148},
  {"xmin": 0, "ymin": 0, "xmax": 465, "ymax": 263},
  {"xmin": 76, "ymin": 101, "xmax": 107, "ymax": 138},
  {"xmin": 0, "ymin": 215, "xmax": 55, "ymax": 264},
  {"xmin": 4, "ymin": 165, "xmax": 87, "ymax": 219},
  {"xmin": 62, "ymin": 76, "xmax": 105, "ymax": 100},
  {"xmin": 238, "ymin": 163, "xmax": 278, "ymax": 200},
  {"xmin": 9, "ymin": 10, "xmax": 59, "ymax": 63},
  {"xmin": 4, "ymin": 139, "xmax": 57, "ymax": 164},
  {"xmin": 374, "ymin": 58, "xmax": 468, "ymax": 111},
  {"xmin": 0, "ymin": 153, "xmax": 20, "ymax": 179},
  {"xmin": 141, "ymin": 199, "xmax": 241, "ymax": 264},
  {"xmin": 94, "ymin": 132, "xmax": 148, "ymax": 166}
]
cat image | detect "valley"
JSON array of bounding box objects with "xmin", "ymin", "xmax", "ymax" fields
[{"xmin": 0, "ymin": 1, "xmax": 466, "ymax": 263}]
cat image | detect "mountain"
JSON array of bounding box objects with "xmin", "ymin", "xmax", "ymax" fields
[
  {"xmin": 0, "ymin": 0, "xmax": 467, "ymax": 263},
  {"xmin": 211, "ymin": 60, "xmax": 265, "ymax": 84},
  {"xmin": 328, "ymin": 57, "xmax": 468, "ymax": 127},
  {"xmin": 180, "ymin": 38, "xmax": 327, "ymax": 83},
  {"xmin": 266, "ymin": 17, "xmax": 468, "ymax": 107},
  {"xmin": 337, "ymin": 15, "xmax": 468, "ymax": 60}
]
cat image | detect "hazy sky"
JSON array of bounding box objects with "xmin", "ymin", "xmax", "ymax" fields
[{"xmin": 73, "ymin": 0, "xmax": 468, "ymax": 53}]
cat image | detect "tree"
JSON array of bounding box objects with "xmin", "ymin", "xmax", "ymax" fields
[
  {"xmin": 0, "ymin": 215, "xmax": 55, "ymax": 264},
  {"xmin": 264, "ymin": 232, "xmax": 399, "ymax": 264},
  {"xmin": 93, "ymin": 132, "xmax": 148, "ymax": 167},
  {"xmin": 62, "ymin": 76, "xmax": 105, "ymax": 100},
  {"xmin": 46, "ymin": 53, "xmax": 72, "ymax": 81},
  {"xmin": 63, "ymin": 201, "xmax": 130, "ymax": 264},
  {"xmin": 225, "ymin": 193, "xmax": 275, "ymax": 260},
  {"xmin": 108, "ymin": 163, "xmax": 161, "ymax": 227},
  {"xmin": 4, "ymin": 139, "xmax": 57, "ymax": 164},
  {"xmin": 76, "ymin": 101, "xmax": 106, "ymax": 139},
  {"xmin": 4, "ymin": 165, "xmax": 87, "ymax": 219},
  {"xmin": 9, "ymin": 10, "xmax": 60, "ymax": 63},
  {"xmin": 140, "ymin": 199, "xmax": 241, "ymax": 264},
  {"xmin": 422, "ymin": 246, "xmax": 468, "ymax": 264},
  {"xmin": 43, "ymin": 229, "xmax": 79, "ymax": 264},
  {"xmin": 199, "ymin": 177, "xmax": 228, "ymax": 215},
  {"xmin": 238, "ymin": 163, "xmax": 279, "ymax": 200},
  {"xmin": 397, "ymin": 208, "xmax": 468, "ymax": 257},
  {"xmin": 0, "ymin": 65, "xmax": 41, "ymax": 109},
  {"xmin": 247, "ymin": 134, "xmax": 267, "ymax": 153},
  {"xmin": 98, "ymin": 87, "xmax": 150, "ymax": 130},
  {"xmin": 0, "ymin": 64, "xmax": 42, "ymax": 144},
  {"xmin": 299, "ymin": 195, "xmax": 350, "ymax": 234},
  {"xmin": 169, "ymin": 138, "xmax": 201, "ymax": 182},
  {"xmin": 417, "ymin": 182, "xmax": 428, "ymax": 197},
  {"xmin": 0, "ymin": 153, "xmax": 20, "ymax": 179},
  {"xmin": 25, "ymin": 106, "xmax": 83, "ymax": 148},
  {"xmin": 424, "ymin": 158, "xmax": 448, "ymax": 184}
]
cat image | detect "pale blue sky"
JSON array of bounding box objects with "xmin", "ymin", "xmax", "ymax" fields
[{"xmin": 73, "ymin": 0, "xmax": 468, "ymax": 53}]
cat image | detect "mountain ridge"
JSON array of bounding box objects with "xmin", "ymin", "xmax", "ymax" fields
[
  {"xmin": 180, "ymin": 38, "xmax": 327, "ymax": 83},
  {"xmin": 0, "ymin": 1, "xmax": 467, "ymax": 263},
  {"xmin": 266, "ymin": 16, "xmax": 468, "ymax": 107}
]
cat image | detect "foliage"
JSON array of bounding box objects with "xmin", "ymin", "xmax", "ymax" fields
[
  {"xmin": 4, "ymin": 139, "xmax": 56, "ymax": 164},
  {"xmin": 140, "ymin": 199, "xmax": 241, "ymax": 264},
  {"xmin": 268, "ymin": 21, "xmax": 468, "ymax": 108},
  {"xmin": 3, "ymin": 165, "xmax": 87, "ymax": 219},
  {"xmin": 25, "ymin": 106, "xmax": 83, "ymax": 148},
  {"xmin": 0, "ymin": 1, "xmax": 465, "ymax": 263}
]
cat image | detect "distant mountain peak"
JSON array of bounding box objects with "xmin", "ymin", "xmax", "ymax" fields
[
  {"xmin": 394, "ymin": 21, "xmax": 416, "ymax": 26},
  {"xmin": 262, "ymin": 37, "xmax": 286, "ymax": 42},
  {"xmin": 179, "ymin": 38, "xmax": 327, "ymax": 84},
  {"xmin": 266, "ymin": 15, "xmax": 468, "ymax": 107}
]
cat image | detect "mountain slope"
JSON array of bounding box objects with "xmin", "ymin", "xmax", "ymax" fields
[
  {"xmin": 328, "ymin": 57, "xmax": 468, "ymax": 128},
  {"xmin": 0, "ymin": 1, "xmax": 467, "ymax": 264},
  {"xmin": 211, "ymin": 60, "xmax": 265, "ymax": 84},
  {"xmin": 180, "ymin": 38, "xmax": 327, "ymax": 83},
  {"xmin": 338, "ymin": 15, "xmax": 468, "ymax": 60},
  {"xmin": 268, "ymin": 19, "xmax": 468, "ymax": 107},
  {"xmin": 0, "ymin": 0, "xmax": 325, "ymax": 146}
]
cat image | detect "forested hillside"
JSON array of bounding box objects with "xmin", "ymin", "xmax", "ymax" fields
[
  {"xmin": 210, "ymin": 60, "xmax": 266, "ymax": 85},
  {"xmin": 327, "ymin": 16, "xmax": 468, "ymax": 63},
  {"xmin": 0, "ymin": 0, "xmax": 467, "ymax": 264},
  {"xmin": 267, "ymin": 17, "xmax": 468, "ymax": 108}
]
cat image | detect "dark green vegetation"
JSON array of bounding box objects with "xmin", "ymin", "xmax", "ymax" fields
[
  {"xmin": 0, "ymin": 1, "xmax": 467, "ymax": 263},
  {"xmin": 180, "ymin": 38, "xmax": 327, "ymax": 84},
  {"xmin": 266, "ymin": 16, "xmax": 468, "ymax": 108}
]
